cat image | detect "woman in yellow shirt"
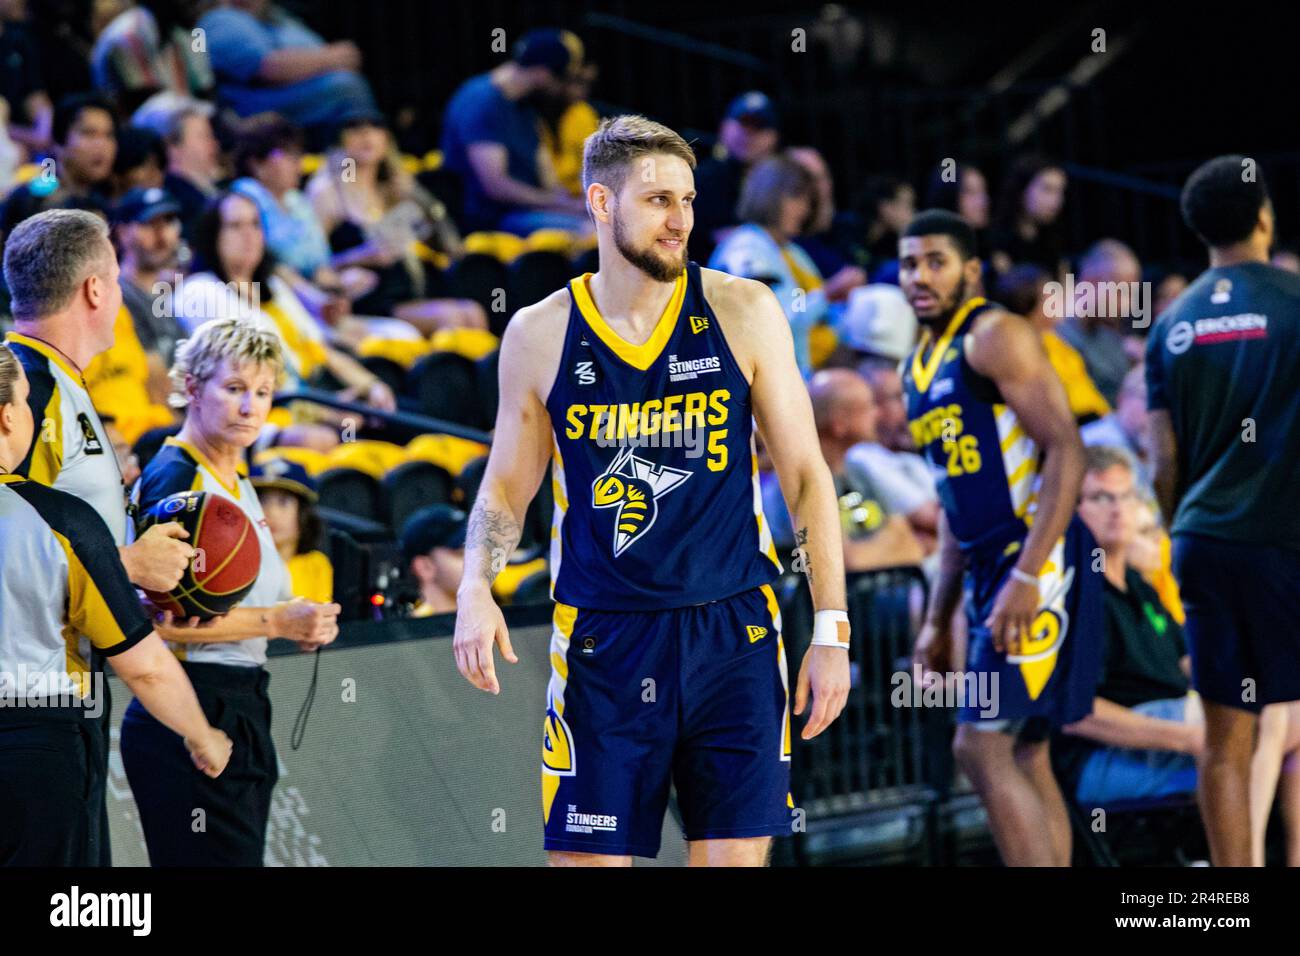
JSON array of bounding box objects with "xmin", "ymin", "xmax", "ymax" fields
[{"xmin": 250, "ymin": 458, "xmax": 333, "ymax": 603}]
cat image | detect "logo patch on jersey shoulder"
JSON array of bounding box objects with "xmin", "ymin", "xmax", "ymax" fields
[
  {"xmin": 591, "ymin": 445, "xmax": 691, "ymax": 556},
  {"xmin": 76, "ymin": 413, "xmax": 104, "ymax": 454},
  {"xmin": 572, "ymin": 359, "xmax": 597, "ymax": 387},
  {"xmin": 689, "ymin": 315, "xmax": 709, "ymax": 333}
]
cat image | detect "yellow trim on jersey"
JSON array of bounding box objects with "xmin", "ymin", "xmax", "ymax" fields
[
  {"xmin": 50, "ymin": 527, "xmax": 132, "ymax": 689},
  {"xmin": 542, "ymin": 601, "xmax": 579, "ymax": 823},
  {"xmin": 5, "ymin": 331, "xmax": 86, "ymax": 386},
  {"xmin": 164, "ymin": 436, "xmax": 247, "ymax": 499},
  {"xmin": 567, "ymin": 270, "xmax": 687, "ymax": 371},
  {"xmin": 909, "ymin": 297, "xmax": 986, "ymax": 394}
]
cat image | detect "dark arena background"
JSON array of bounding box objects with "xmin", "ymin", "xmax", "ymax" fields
[{"xmin": 2, "ymin": 0, "xmax": 1299, "ymax": 938}]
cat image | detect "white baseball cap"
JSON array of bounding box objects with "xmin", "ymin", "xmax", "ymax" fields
[{"xmin": 838, "ymin": 284, "xmax": 918, "ymax": 361}]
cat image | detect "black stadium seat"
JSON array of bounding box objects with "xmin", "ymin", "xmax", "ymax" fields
[
  {"xmin": 316, "ymin": 467, "xmax": 382, "ymax": 523},
  {"xmin": 474, "ymin": 348, "xmax": 500, "ymax": 431},
  {"xmin": 381, "ymin": 459, "xmax": 455, "ymax": 532},
  {"xmin": 358, "ymin": 355, "xmax": 408, "ymax": 396},
  {"xmin": 448, "ymin": 253, "xmax": 509, "ymax": 335},
  {"xmin": 507, "ymin": 250, "xmax": 575, "ymax": 313},
  {"xmin": 455, "ymin": 454, "xmax": 488, "ymax": 509},
  {"xmin": 404, "ymin": 351, "xmax": 480, "ymax": 426},
  {"xmin": 573, "ymin": 247, "xmax": 598, "ymax": 277}
]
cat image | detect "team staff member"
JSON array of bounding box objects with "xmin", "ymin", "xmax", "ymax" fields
[
  {"xmin": 1147, "ymin": 156, "xmax": 1300, "ymax": 866},
  {"xmin": 0, "ymin": 344, "xmax": 231, "ymax": 866},
  {"xmin": 120, "ymin": 318, "xmax": 340, "ymax": 866},
  {"xmin": 2, "ymin": 207, "xmax": 196, "ymax": 866}
]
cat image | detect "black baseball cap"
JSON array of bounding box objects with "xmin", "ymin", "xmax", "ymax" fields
[
  {"xmin": 513, "ymin": 28, "xmax": 584, "ymax": 79},
  {"xmin": 113, "ymin": 186, "xmax": 181, "ymax": 226},
  {"xmin": 400, "ymin": 505, "xmax": 468, "ymax": 563}
]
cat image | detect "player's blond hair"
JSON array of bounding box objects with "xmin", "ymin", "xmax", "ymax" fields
[
  {"xmin": 0, "ymin": 344, "xmax": 19, "ymax": 408},
  {"xmin": 581, "ymin": 114, "xmax": 696, "ymax": 195},
  {"xmin": 168, "ymin": 318, "xmax": 285, "ymax": 409}
]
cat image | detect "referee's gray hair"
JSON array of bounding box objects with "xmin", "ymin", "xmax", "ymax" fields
[{"xmin": 2, "ymin": 209, "xmax": 112, "ymax": 322}]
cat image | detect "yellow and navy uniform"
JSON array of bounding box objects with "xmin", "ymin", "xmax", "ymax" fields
[
  {"xmin": 903, "ymin": 298, "xmax": 1102, "ymax": 730},
  {"xmin": 540, "ymin": 263, "xmax": 792, "ymax": 858},
  {"xmin": 0, "ymin": 474, "xmax": 151, "ymax": 866},
  {"xmin": 121, "ymin": 436, "xmax": 291, "ymax": 866}
]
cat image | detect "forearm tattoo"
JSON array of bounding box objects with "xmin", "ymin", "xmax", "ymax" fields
[
  {"xmin": 465, "ymin": 502, "xmax": 522, "ymax": 585},
  {"xmin": 794, "ymin": 526, "xmax": 815, "ymax": 586}
]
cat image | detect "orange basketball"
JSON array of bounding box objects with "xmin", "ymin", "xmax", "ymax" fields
[{"xmin": 138, "ymin": 491, "xmax": 261, "ymax": 621}]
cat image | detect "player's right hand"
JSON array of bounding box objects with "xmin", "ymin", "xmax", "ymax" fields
[
  {"xmin": 912, "ymin": 619, "xmax": 953, "ymax": 684},
  {"xmin": 453, "ymin": 586, "xmax": 517, "ymax": 695},
  {"xmin": 186, "ymin": 727, "xmax": 232, "ymax": 778},
  {"xmin": 124, "ymin": 522, "xmax": 196, "ymax": 592}
]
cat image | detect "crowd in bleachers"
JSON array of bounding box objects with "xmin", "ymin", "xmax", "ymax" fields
[{"xmin": 0, "ymin": 3, "xmax": 1296, "ymax": 863}]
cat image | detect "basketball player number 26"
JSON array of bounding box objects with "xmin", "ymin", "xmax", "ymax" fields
[
  {"xmin": 945, "ymin": 435, "xmax": 981, "ymax": 476},
  {"xmin": 707, "ymin": 429, "xmax": 728, "ymax": 471}
]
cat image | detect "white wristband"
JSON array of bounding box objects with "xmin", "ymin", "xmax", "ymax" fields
[
  {"xmin": 811, "ymin": 609, "xmax": 851, "ymax": 649},
  {"xmin": 1010, "ymin": 567, "xmax": 1040, "ymax": 587}
]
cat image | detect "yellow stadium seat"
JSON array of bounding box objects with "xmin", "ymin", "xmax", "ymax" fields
[
  {"xmin": 427, "ymin": 327, "xmax": 499, "ymax": 361},
  {"xmin": 524, "ymin": 228, "xmax": 580, "ymax": 255},
  {"xmin": 356, "ymin": 336, "xmax": 435, "ymax": 368},
  {"xmin": 462, "ymin": 231, "xmax": 526, "ymax": 263},
  {"xmin": 492, "ymin": 556, "xmax": 548, "ymax": 605},
  {"xmin": 325, "ymin": 439, "xmax": 409, "ymax": 478},
  {"xmin": 253, "ymin": 446, "xmax": 332, "ymax": 476},
  {"xmin": 405, "ymin": 433, "xmax": 490, "ymax": 476}
]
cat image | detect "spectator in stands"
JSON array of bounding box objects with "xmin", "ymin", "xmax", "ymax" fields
[
  {"xmin": 401, "ymin": 504, "xmax": 467, "ymax": 617},
  {"xmin": 762, "ymin": 368, "xmax": 924, "ymax": 572},
  {"xmin": 179, "ymin": 190, "xmax": 396, "ymax": 429},
  {"xmin": 787, "ymin": 145, "xmax": 866, "ymax": 298},
  {"xmin": 1271, "ymin": 243, "xmax": 1300, "ymax": 274},
  {"xmin": 0, "ymin": 92, "xmax": 116, "ymax": 241},
  {"xmin": 84, "ymin": 186, "xmax": 186, "ymax": 445},
  {"xmin": 91, "ymin": 0, "xmax": 214, "ymax": 113},
  {"xmin": 995, "ymin": 263, "xmax": 1110, "ymax": 424},
  {"xmin": 133, "ymin": 94, "xmax": 220, "ymax": 243},
  {"xmin": 709, "ymin": 154, "xmax": 835, "ymax": 377},
  {"xmin": 1153, "ymin": 271, "xmax": 1189, "ymax": 317},
  {"xmin": 1054, "ymin": 445, "xmax": 1201, "ymax": 806},
  {"xmin": 307, "ymin": 108, "xmax": 485, "ymax": 333},
  {"xmin": 830, "ymin": 281, "xmax": 916, "ymax": 367},
  {"xmin": 925, "ymin": 161, "xmax": 990, "ymax": 258},
  {"xmin": 990, "ymin": 154, "xmax": 1067, "ymax": 278},
  {"xmin": 1057, "ymin": 238, "xmax": 1140, "ymax": 406},
  {"xmin": 691, "ymin": 91, "xmax": 781, "ymax": 251},
  {"xmin": 1081, "ymin": 363, "xmax": 1152, "ymax": 494},
  {"xmin": 197, "ymin": 0, "xmax": 376, "ymax": 141},
  {"xmin": 111, "ymin": 124, "xmax": 167, "ymax": 196},
  {"xmin": 0, "ymin": 9, "xmax": 51, "ymax": 156},
  {"xmin": 850, "ymin": 355, "xmax": 940, "ymax": 557},
  {"xmin": 539, "ymin": 61, "xmax": 600, "ymax": 199},
  {"xmin": 251, "ymin": 457, "xmax": 333, "ymax": 604},
  {"xmin": 857, "ymin": 175, "xmax": 915, "ymax": 282},
  {"xmin": 440, "ymin": 28, "xmax": 589, "ymax": 235}
]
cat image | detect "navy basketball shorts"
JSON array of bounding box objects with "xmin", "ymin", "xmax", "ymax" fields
[
  {"xmin": 1173, "ymin": 533, "xmax": 1300, "ymax": 712},
  {"xmin": 960, "ymin": 516, "xmax": 1103, "ymax": 732},
  {"xmin": 541, "ymin": 584, "xmax": 793, "ymax": 858}
]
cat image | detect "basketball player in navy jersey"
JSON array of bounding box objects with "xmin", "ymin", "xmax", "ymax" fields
[
  {"xmin": 452, "ymin": 115, "xmax": 851, "ymax": 867},
  {"xmin": 901, "ymin": 210, "xmax": 1101, "ymax": 866}
]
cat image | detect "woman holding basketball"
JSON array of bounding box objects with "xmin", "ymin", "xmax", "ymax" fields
[
  {"xmin": 119, "ymin": 319, "xmax": 340, "ymax": 867},
  {"xmin": 0, "ymin": 343, "xmax": 232, "ymax": 866}
]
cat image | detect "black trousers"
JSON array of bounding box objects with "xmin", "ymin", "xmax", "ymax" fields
[
  {"xmin": 0, "ymin": 721, "xmax": 101, "ymax": 866},
  {"xmin": 120, "ymin": 661, "xmax": 278, "ymax": 867}
]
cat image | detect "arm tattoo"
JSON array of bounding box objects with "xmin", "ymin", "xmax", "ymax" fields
[
  {"xmin": 794, "ymin": 526, "xmax": 815, "ymax": 586},
  {"xmin": 464, "ymin": 501, "xmax": 522, "ymax": 585}
]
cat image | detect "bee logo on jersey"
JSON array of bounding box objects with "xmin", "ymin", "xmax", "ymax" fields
[
  {"xmin": 591, "ymin": 445, "xmax": 691, "ymax": 556},
  {"xmin": 542, "ymin": 695, "xmax": 576, "ymax": 776}
]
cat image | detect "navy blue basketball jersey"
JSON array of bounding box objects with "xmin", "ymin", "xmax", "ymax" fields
[
  {"xmin": 545, "ymin": 263, "xmax": 782, "ymax": 610},
  {"xmin": 902, "ymin": 297, "xmax": 1039, "ymax": 551}
]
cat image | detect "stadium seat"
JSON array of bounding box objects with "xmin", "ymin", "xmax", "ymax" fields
[
  {"xmin": 456, "ymin": 454, "xmax": 488, "ymax": 509},
  {"xmin": 316, "ymin": 467, "xmax": 382, "ymax": 522},
  {"xmin": 508, "ymin": 568, "xmax": 551, "ymax": 606},
  {"xmin": 447, "ymin": 253, "xmax": 510, "ymax": 332},
  {"xmin": 359, "ymin": 355, "xmax": 408, "ymax": 395},
  {"xmin": 404, "ymin": 433, "xmax": 490, "ymax": 476},
  {"xmin": 325, "ymin": 526, "xmax": 367, "ymax": 621},
  {"xmin": 404, "ymin": 351, "xmax": 481, "ymax": 426},
  {"xmin": 381, "ymin": 459, "xmax": 455, "ymax": 531},
  {"xmin": 475, "ymin": 348, "xmax": 500, "ymax": 430},
  {"xmin": 573, "ymin": 247, "xmax": 599, "ymax": 277},
  {"xmin": 132, "ymin": 422, "xmax": 183, "ymax": 473},
  {"xmin": 508, "ymin": 250, "xmax": 575, "ymax": 312}
]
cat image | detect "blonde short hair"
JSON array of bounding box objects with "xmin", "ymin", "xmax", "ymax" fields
[
  {"xmin": 169, "ymin": 319, "xmax": 285, "ymax": 409},
  {"xmin": 581, "ymin": 114, "xmax": 696, "ymax": 195}
]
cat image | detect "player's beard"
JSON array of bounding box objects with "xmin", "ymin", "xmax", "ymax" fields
[
  {"xmin": 923, "ymin": 275, "xmax": 971, "ymax": 331},
  {"xmin": 613, "ymin": 212, "xmax": 687, "ymax": 283}
]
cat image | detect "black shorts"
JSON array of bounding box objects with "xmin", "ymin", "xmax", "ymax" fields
[
  {"xmin": 1174, "ymin": 533, "xmax": 1300, "ymax": 711},
  {"xmin": 120, "ymin": 661, "xmax": 278, "ymax": 866},
  {"xmin": 0, "ymin": 720, "xmax": 101, "ymax": 866}
]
